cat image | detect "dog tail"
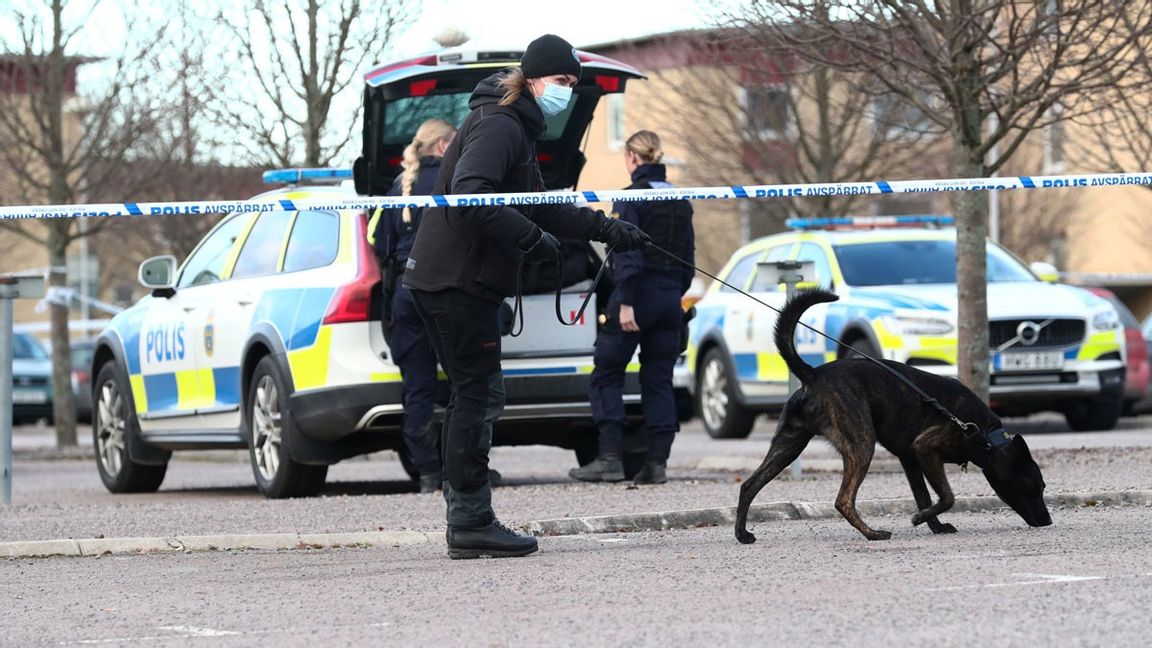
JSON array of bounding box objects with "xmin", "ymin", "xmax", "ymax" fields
[{"xmin": 774, "ymin": 288, "xmax": 839, "ymax": 385}]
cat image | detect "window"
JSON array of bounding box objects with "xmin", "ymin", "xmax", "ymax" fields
[
  {"xmin": 283, "ymin": 210, "xmax": 340, "ymax": 273},
  {"xmin": 607, "ymin": 93, "xmax": 625, "ymax": 148},
  {"xmin": 721, "ymin": 250, "xmax": 764, "ymax": 292},
  {"xmin": 1044, "ymin": 107, "xmax": 1066, "ymax": 172},
  {"xmin": 231, "ymin": 211, "xmax": 293, "ymax": 279},
  {"xmin": 744, "ymin": 85, "xmax": 791, "ymax": 138},
  {"xmin": 13, "ymin": 333, "xmax": 48, "ymax": 361},
  {"xmin": 832, "ymin": 239, "xmax": 1034, "ymax": 286},
  {"xmin": 382, "ymin": 94, "xmax": 470, "ymax": 146},
  {"xmin": 178, "ymin": 214, "xmax": 247, "ymax": 288},
  {"xmin": 750, "ymin": 244, "xmax": 795, "ymax": 291},
  {"xmin": 795, "ymin": 243, "xmax": 833, "ymax": 289},
  {"xmin": 871, "ymin": 91, "xmax": 933, "ymax": 137}
]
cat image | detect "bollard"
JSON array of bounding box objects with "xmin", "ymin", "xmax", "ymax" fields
[{"xmin": 1, "ymin": 275, "xmax": 47, "ymax": 505}]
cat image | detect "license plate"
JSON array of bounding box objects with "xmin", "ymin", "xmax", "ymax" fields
[
  {"xmin": 12, "ymin": 389, "xmax": 48, "ymax": 404},
  {"xmin": 996, "ymin": 351, "xmax": 1064, "ymax": 371}
]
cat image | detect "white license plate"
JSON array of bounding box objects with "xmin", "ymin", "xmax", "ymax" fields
[
  {"xmin": 12, "ymin": 389, "xmax": 48, "ymax": 404},
  {"xmin": 997, "ymin": 351, "xmax": 1064, "ymax": 371}
]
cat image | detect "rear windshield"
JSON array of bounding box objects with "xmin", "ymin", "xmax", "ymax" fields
[
  {"xmin": 14, "ymin": 334, "xmax": 48, "ymax": 360},
  {"xmin": 832, "ymin": 239, "xmax": 1035, "ymax": 286},
  {"xmin": 382, "ymin": 93, "xmax": 580, "ymax": 145}
]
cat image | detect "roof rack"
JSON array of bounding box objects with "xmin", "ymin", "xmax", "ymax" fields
[
  {"xmin": 786, "ymin": 215, "xmax": 955, "ymax": 230},
  {"xmin": 262, "ymin": 168, "xmax": 353, "ymax": 185}
]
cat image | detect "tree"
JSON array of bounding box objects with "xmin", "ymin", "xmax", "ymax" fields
[
  {"xmin": 0, "ymin": 0, "xmax": 175, "ymax": 446},
  {"xmin": 214, "ymin": 0, "xmax": 413, "ymax": 167},
  {"xmin": 729, "ymin": 0, "xmax": 1152, "ymax": 399}
]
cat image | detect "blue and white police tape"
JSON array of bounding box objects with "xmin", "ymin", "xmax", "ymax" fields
[{"xmin": 1, "ymin": 171, "xmax": 1151, "ymax": 220}]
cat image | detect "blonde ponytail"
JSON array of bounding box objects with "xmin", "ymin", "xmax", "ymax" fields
[
  {"xmin": 625, "ymin": 130, "xmax": 664, "ymax": 164},
  {"xmin": 400, "ymin": 118, "xmax": 456, "ymax": 222},
  {"xmin": 498, "ymin": 67, "xmax": 528, "ymax": 107}
]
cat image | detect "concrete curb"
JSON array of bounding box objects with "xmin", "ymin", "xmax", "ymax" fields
[
  {"xmin": 0, "ymin": 530, "xmax": 440, "ymax": 559},
  {"xmin": 3, "ymin": 491, "xmax": 1149, "ymax": 559},
  {"xmin": 522, "ymin": 490, "xmax": 1152, "ymax": 536}
]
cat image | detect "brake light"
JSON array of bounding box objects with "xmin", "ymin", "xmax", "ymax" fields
[
  {"xmin": 536, "ymin": 152, "xmax": 554, "ymax": 163},
  {"xmin": 595, "ymin": 75, "xmax": 620, "ymax": 92},
  {"xmin": 387, "ymin": 156, "xmax": 403, "ymax": 167},
  {"xmin": 323, "ymin": 214, "xmax": 382, "ymax": 325},
  {"xmin": 410, "ymin": 79, "xmax": 437, "ymax": 96}
]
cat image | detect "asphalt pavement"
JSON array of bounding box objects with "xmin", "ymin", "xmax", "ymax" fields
[{"xmin": 3, "ymin": 416, "xmax": 1152, "ymax": 556}]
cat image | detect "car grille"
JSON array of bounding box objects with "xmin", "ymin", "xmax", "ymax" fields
[{"xmin": 988, "ymin": 318, "xmax": 1085, "ymax": 349}]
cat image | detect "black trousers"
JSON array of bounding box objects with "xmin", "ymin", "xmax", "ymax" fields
[
  {"xmin": 410, "ymin": 287, "xmax": 501, "ymax": 528},
  {"xmin": 588, "ymin": 279, "xmax": 683, "ymax": 462},
  {"xmin": 387, "ymin": 278, "xmax": 440, "ymax": 475}
]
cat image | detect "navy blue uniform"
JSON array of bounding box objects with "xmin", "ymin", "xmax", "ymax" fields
[
  {"xmin": 589, "ymin": 163, "xmax": 695, "ymax": 461},
  {"xmin": 373, "ymin": 157, "xmax": 442, "ymax": 478}
]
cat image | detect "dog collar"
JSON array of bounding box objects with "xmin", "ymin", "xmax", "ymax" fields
[{"xmin": 986, "ymin": 427, "xmax": 1014, "ymax": 449}]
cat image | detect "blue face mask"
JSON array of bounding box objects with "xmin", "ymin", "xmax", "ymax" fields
[{"xmin": 535, "ymin": 82, "xmax": 572, "ymax": 116}]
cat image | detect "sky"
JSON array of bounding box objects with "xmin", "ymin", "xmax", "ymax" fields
[{"xmin": 392, "ymin": 0, "xmax": 718, "ymax": 56}]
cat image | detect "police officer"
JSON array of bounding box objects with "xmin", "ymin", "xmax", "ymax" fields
[
  {"xmin": 369, "ymin": 118, "xmax": 456, "ymax": 493},
  {"xmin": 571, "ymin": 130, "xmax": 695, "ymax": 485},
  {"xmin": 403, "ymin": 34, "xmax": 650, "ymax": 559}
]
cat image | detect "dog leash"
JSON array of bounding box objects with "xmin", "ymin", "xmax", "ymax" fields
[{"xmin": 642, "ymin": 242, "xmax": 1008, "ymax": 450}]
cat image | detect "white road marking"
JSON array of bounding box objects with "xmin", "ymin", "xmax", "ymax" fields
[
  {"xmin": 61, "ymin": 622, "xmax": 392, "ymax": 645},
  {"xmin": 925, "ymin": 573, "xmax": 1104, "ymax": 592}
]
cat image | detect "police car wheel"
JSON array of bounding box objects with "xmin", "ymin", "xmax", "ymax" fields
[
  {"xmin": 697, "ymin": 347, "xmax": 755, "ymax": 439},
  {"xmin": 245, "ymin": 356, "xmax": 328, "ymax": 498},
  {"xmin": 92, "ymin": 363, "xmax": 167, "ymax": 493},
  {"xmin": 1063, "ymin": 394, "xmax": 1123, "ymax": 432}
]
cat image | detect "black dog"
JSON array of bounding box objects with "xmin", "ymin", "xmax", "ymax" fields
[{"xmin": 735, "ymin": 289, "xmax": 1052, "ymax": 542}]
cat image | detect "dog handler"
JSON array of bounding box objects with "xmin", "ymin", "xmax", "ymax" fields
[
  {"xmin": 368, "ymin": 118, "xmax": 456, "ymax": 494},
  {"xmin": 404, "ymin": 34, "xmax": 650, "ymax": 559},
  {"xmin": 571, "ymin": 130, "xmax": 695, "ymax": 485}
]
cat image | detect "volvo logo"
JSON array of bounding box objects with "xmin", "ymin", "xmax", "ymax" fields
[{"xmin": 1016, "ymin": 321, "xmax": 1045, "ymax": 347}]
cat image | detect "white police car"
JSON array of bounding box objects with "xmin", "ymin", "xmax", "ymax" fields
[
  {"xmin": 677, "ymin": 217, "xmax": 1126, "ymax": 438},
  {"xmin": 90, "ymin": 47, "xmax": 647, "ymax": 498}
]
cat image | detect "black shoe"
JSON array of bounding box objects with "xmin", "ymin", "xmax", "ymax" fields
[
  {"xmin": 446, "ymin": 519, "xmax": 539, "ymax": 559},
  {"xmin": 633, "ymin": 461, "xmax": 667, "ymax": 485},
  {"xmin": 568, "ymin": 455, "xmax": 625, "ymax": 482},
  {"xmin": 419, "ymin": 472, "xmax": 442, "ymax": 494}
]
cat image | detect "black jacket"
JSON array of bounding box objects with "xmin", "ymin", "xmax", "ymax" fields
[
  {"xmin": 403, "ymin": 73, "xmax": 606, "ymax": 302},
  {"xmin": 611, "ymin": 164, "xmax": 695, "ymax": 304},
  {"xmin": 372, "ymin": 156, "xmax": 440, "ymax": 269}
]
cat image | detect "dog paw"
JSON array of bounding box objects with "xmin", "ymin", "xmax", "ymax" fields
[
  {"xmin": 865, "ymin": 529, "xmax": 892, "ymax": 541},
  {"xmin": 911, "ymin": 511, "xmax": 930, "ymax": 526},
  {"xmin": 735, "ymin": 529, "xmax": 757, "ymax": 545},
  {"xmin": 929, "ymin": 522, "xmax": 957, "ymax": 534}
]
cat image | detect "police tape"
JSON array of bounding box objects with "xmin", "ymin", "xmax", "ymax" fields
[{"xmin": 1, "ymin": 171, "xmax": 1150, "ymax": 220}]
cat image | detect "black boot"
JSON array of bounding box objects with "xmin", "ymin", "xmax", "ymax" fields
[
  {"xmin": 632, "ymin": 460, "xmax": 667, "ymax": 485},
  {"xmin": 446, "ymin": 519, "xmax": 539, "ymax": 559},
  {"xmin": 419, "ymin": 471, "xmax": 442, "ymax": 494},
  {"xmin": 568, "ymin": 455, "xmax": 625, "ymax": 482}
]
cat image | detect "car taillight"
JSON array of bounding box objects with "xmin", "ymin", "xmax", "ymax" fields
[
  {"xmin": 322, "ymin": 214, "xmax": 382, "ymax": 325},
  {"xmin": 72, "ymin": 369, "xmax": 90, "ymax": 384}
]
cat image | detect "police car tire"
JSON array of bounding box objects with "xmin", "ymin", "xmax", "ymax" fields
[
  {"xmin": 92, "ymin": 363, "xmax": 167, "ymax": 493},
  {"xmin": 245, "ymin": 356, "xmax": 328, "ymax": 499},
  {"xmin": 697, "ymin": 347, "xmax": 756, "ymax": 439},
  {"xmin": 1063, "ymin": 394, "xmax": 1123, "ymax": 432}
]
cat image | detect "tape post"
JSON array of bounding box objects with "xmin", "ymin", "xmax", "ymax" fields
[{"xmin": 0, "ymin": 172, "xmax": 1150, "ymax": 220}]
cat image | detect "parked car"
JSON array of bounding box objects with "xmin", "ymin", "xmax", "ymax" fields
[
  {"xmin": 12, "ymin": 332, "xmax": 53, "ymax": 425},
  {"xmin": 675, "ymin": 217, "xmax": 1127, "ymax": 438},
  {"xmin": 1082, "ymin": 287, "xmax": 1149, "ymax": 414},
  {"xmin": 1134, "ymin": 314, "xmax": 1152, "ymax": 413},
  {"xmin": 71, "ymin": 339, "xmax": 96, "ymax": 423},
  {"xmin": 89, "ymin": 45, "xmax": 647, "ymax": 498}
]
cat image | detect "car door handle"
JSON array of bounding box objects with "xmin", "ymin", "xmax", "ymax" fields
[
  {"xmin": 182, "ymin": 305, "xmax": 197, "ymax": 313},
  {"xmin": 237, "ymin": 298, "xmax": 254, "ymax": 306}
]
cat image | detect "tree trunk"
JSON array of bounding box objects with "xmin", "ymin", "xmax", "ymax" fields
[
  {"xmin": 953, "ymin": 151, "xmax": 990, "ymax": 402},
  {"xmin": 47, "ymin": 224, "xmax": 78, "ymax": 447}
]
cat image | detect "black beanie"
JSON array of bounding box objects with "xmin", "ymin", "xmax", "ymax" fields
[{"xmin": 520, "ymin": 34, "xmax": 582, "ymax": 80}]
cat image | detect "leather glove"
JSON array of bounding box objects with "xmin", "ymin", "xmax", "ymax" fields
[
  {"xmin": 521, "ymin": 229, "xmax": 561, "ymax": 263},
  {"xmin": 595, "ymin": 217, "xmax": 651, "ymax": 252}
]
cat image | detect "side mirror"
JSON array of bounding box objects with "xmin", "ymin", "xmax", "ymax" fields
[
  {"xmin": 1030, "ymin": 261, "xmax": 1059, "ymax": 283},
  {"xmin": 138, "ymin": 255, "xmax": 177, "ymax": 296}
]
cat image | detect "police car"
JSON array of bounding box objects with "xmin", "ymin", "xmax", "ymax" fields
[
  {"xmin": 677, "ymin": 216, "xmax": 1127, "ymax": 439},
  {"xmin": 89, "ymin": 47, "xmax": 647, "ymax": 498}
]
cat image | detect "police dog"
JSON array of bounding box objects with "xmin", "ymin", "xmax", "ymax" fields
[{"xmin": 735, "ymin": 289, "xmax": 1052, "ymax": 542}]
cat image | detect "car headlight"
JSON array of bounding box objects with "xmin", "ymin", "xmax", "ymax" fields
[
  {"xmin": 1092, "ymin": 309, "xmax": 1120, "ymax": 331},
  {"xmin": 879, "ymin": 315, "xmax": 955, "ymax": 336}
]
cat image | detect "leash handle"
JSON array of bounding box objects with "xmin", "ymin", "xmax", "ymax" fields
[{"xmin": 554, "ymin": 244, "xmax": 614, "ymax": 327}]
